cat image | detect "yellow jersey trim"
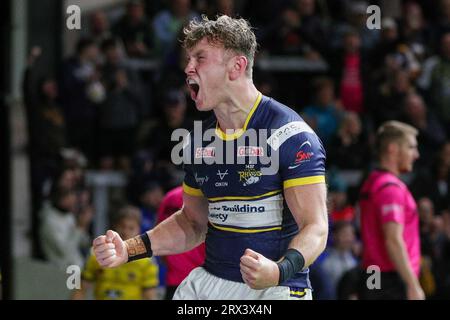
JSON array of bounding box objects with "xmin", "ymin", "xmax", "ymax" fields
[
  {"xmin": 290, "ymin": 289, "xmax": 306, "ymax": 298},
  {"xmin": 210, "ymin": 223, "xmax": 282, "ymax": 233},
  {"xmin": 215, "ymin": 92, "xmax": 262, "ymax": 141},
  {"xmin": 208, "ymin": 189, "xmax": 281, "ymax": 202},
  {"xmin": 283, "ymin": 175, "xmax": 325, "ymax": 189},
  {"xmin": 182, "ymin": 182, "xmax": 204, "ymax": 197}
]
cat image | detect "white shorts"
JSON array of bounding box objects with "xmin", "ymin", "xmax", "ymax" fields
[{"xmin": 173, "ymin": 267, "xmax": 312, "ymax": 300}]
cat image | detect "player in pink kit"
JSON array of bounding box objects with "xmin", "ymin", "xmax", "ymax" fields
[
  {"xmin": 156, "ymin": 186, "xmax": 205, "ymax": 300},
  {"xmin": 359, "ymin": 121, "xmax": 424, "ymax": 300}
]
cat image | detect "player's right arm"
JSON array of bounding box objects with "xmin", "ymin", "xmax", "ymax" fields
[
  {"xmin": 92, "ymin": 192, "xmax": 209, "ymax": 268},
  {"xmin": 148, "ymin": 192, "xmax": 209, "ymax": 255}
]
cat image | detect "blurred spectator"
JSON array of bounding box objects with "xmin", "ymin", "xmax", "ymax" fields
[
  {"xmin": 336, "ymin": 266, "xmax": 361, "ymax": 300},
  {"xmin": 242, "ymin": 0, "xmax": 284, "ymax": 42},
  {"xmin": 127, "ymin": 150, "xmax": 159, "ymax": 205},
  {"xmin": 50, "ymin": 167, "xmax": 77, "ymax": 194},
  {"xmin": 144, "ymin": 88, "xmax": 192, "ymax": 189},
  {"xmin": 327, "ymin": 111, "xmax": 370, "ymax": 170},
  {"xmin": 438, "ymin": 210, "xmax": 450, "ymax": 298},
  {"xmin": 432, "ymin": 0, "xmax": 450, "ymax": 49},
  {"xmin": 328, "ymin": 174, "xmax": 355, "ymax": 224},
  {"xmin": 58, "ymin": 148, "xmax": 88, "ymax": 190},
  {"xmin": 293, "ymin": 0, "xmax": 328, "ymax": 56},
  {"xmin": 59, "ymin": 37, "xmax": 102, "ymax": 163},
  {"xmin": 98, "ymin": 38, "xmax": 145, "ymax": 172},
  {"xmin": 44, "ymin": 153, "xmax": 94, "ymax": 259},
  {"xmin": 57, "ymin": 149, "xmax": 92, "ymax": 219},
  {"xmin": 206, "ymin": 0, "xmax": 236, "ymax": 17},
  {"xmin": 442, "ymin": 141, "xmax": 450, "ymax": 168},
  {"xmin": 263, "ymin": 6, "xmax": 302, "ymax": 55},
  {"xmin": 39, "ymin": 185, "xmax": 92, "ymax": 269},
  {"xmin": 328, "ymin": 29, "xmax": 367, "ymax": 114},
  {"xmin": 156, "ymin": 186, "xmax": 206, "ymax": 299},
  {"xmin": 302, "ymin": 77, "xmax": 341, "ymax": 145},
  {"xmin": 308, "ymin": 254, "xmax": 334, "ymax": 300},
  {"xmin": 138, "ymin": 181, "xmax": 164, "ymax": 233},
  {"xmin": 72, "ymin": 205, "xmax": 159, "ymax": 300},
  {"xmin": 402, "ymin": 92, "xmax": 447, "ymax": 168},
  {"xmin": 324, "ymin": 0, "xmax": 347, "ymax": 22},
  {"xmin": 23, "ymin": 46, "xmax": 67, "ymax": 258},
  {"xmin": 143, "ymin": 0, "xmax": 167, "ymax": 18},
  {"xmin": 397, "ymin": 1, "xmax": 433, "ymax": 62},
  {"xmin": 418, "ymin": 198, "xmax": 442, "ymax": 258},
  {"xmin": 349, "ymin": 1, "xmax": 380, "ymax": 50},
  {"xmin": 87, "ymin": 11, "xmax": 112, "ymax": 45},
  {"xmin": 24, "ymin": 48, "xmax": 66, "ymax": 168},
  {"xmin": 411, "ymin": 142, "xmax": 450, "ymax": 214},
  {"xmin": 112, "ymin": 0, "xmax": 155, "ymax": 58},
  {"xmin": 369, "ymin": 15, "xmax": 424, "ymax": 100},
  {"xmin": 254, "ymin": 71, "xmax": 277, "ymax": 97},
  {"xmin": 262, "ymin": 1, "xmax": 324, "ymax": 59},
  {"xmin": 321, "ymin": 221, "xmax": 358, "ymax": 299},
  {"xmin": 156, "ymin": 28, "xmax": 206, "ymax": 124},
  {"xmin": 370, "ymin": 18, "xmax": 400, "ymax": 70},
  {"xmin": 329, "ymin": 1, "xmax": 379, "ymax": 51},
  {"xmin": 135, "ymin": 180, "xmax": 164, "ymax": 294},
  {"xmin": 371, "ymin": 69, "xmax": 415, "ymax": 127},
  {"xmin": 387, "ymin": 43, "xmax": 422, "ymax": 81},
  {"xmin": 39, "ymin": 156, "xmax": 70, "ymax": 197},
  {"xmin": 156, "ymin": 25, "xmax": 190, "ymax": 99},
  {"xmin": 416, "ymin": 197, "xmax": 449, "ymax": 299},
  {"xmin": 418, "ymin": 32, "xmax": 450, "ymax": 136},
  {"xmin": 65, "ymin": 147, "xmax": 88, "ymax": 171},
  {"xmin": 152, "ymin": 0, "xmax": 200, "ymax": 60}
]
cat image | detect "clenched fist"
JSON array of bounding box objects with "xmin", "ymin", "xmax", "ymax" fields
[
  {"xmin": 93, "ymin": 230, "xmax": 128, "ymax": 268},
  {"xmin": 240, "ymin": 248, "xmax": 280, "ymax": 290}
]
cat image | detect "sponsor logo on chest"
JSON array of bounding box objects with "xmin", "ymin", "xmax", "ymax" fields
[
  {"xmin": 237, "ymin": 164, "xmax": 262, "ymax": 186},
  {"xmin": 215, "ymin": 169, "xmax": 229, "ymax": 187},
  {"xmin": 195, "ymin": 147, "xmax": 215, "ymax": 159},
  {"xmin": 237, "ymin": 146, "xmax": 264, "ymax": 157},
  {"xmin": 194, "ymin": 173, "xmax": 209, "ymax": 186}
]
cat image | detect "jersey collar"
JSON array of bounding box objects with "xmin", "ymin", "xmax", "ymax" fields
[{"xmin": 215, "ymin": 92, "xmax": 262, "ymax": 141}]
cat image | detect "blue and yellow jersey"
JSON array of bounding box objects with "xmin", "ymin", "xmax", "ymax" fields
[
  {"xmin": 182, "ymin": 93, "xmax": 326, "ymax": 289},
  {"xmin": 82, "ymin": 253, "xmax": 159, "ymax": 300}
]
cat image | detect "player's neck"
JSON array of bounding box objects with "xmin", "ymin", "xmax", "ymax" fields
[
  {"xmin": 214, "ymin": 82, "xmax": 259, "ymax": 131},
  {"xmin": 378, "ymin": 158, "xmax": 400, "ymax": 176}
]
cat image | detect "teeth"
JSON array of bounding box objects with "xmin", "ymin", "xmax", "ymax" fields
[{"xmin": 187, "ymin": 79, "xmax": 197, "ymax": 85}]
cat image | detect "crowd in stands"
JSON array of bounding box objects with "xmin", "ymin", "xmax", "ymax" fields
[{"xmin": 23, "ymin": 0, "xmax": 450, "ymax": 299}]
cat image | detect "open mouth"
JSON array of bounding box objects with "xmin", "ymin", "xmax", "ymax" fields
[{"xmin": 187, "ymin": 79, "xmax": 200, "ymax": 101}]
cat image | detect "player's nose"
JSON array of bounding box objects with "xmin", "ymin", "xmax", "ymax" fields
[{"xmin": 184, "ymin": 60, "xmax": 196, "ymax": 75}]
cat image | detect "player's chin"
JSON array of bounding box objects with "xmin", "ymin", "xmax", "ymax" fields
[
  {"xmin": 401, "ymin": 164, "xmax": 413, "ymax": 173},
  {"xmin": 195, "ymin": 100, "xmax": 212, "ymax": 112}
]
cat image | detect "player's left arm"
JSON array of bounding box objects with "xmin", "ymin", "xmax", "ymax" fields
[
  {"xmin": 240, "ymin": 183, "xmax": 328, "ymax": 289},
  {"xmin": 283, "ymin": 182, "xmax": 328, "ymax": 266},
  {"xmin": 240, "ymin": 123, "xmax": 328, "ymax": 289}
]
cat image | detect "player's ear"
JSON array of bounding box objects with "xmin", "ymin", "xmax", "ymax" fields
[
  {"xmin": 387, "ymin": 141, "xmax": 399, "ymax": 155},
  {"xmin": 229, "ymin": 55, "xmax": 248, "ymax": 81}
]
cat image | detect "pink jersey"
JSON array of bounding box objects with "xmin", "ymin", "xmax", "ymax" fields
[
  {"xmin": 359, "ymin": 170, "xmax": 421, "ymax": 276},
  {"xmin": 157, "ymin": 187, "xmax": 206, "ymax": 286}
]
